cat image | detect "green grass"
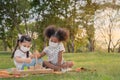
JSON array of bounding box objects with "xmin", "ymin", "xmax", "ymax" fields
[{"xmin": 0, "ymin": 52, "xmax": 120, "ymax": 80}]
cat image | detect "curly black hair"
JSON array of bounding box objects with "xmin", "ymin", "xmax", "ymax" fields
[
  {"xmin": 44, "ymin": 25, "xmax": 69, "ymax": 41},
  {"xmin": 44, "ymin": 25, "xmax": 57, "ymax": 38},
  {"xmin": 55, "ymin": 28, "xmax": 69, "ymax": 41}
]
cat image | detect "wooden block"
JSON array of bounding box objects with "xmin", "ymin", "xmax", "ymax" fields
[
  {"xmin": 34, "ymin": 64, "xmax": 42, "ymax": 70},
  {"xmin": 29, "ymin": 66, "xmax": 35, "ymax": 70}
]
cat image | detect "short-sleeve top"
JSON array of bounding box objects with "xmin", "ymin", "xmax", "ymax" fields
[
  {"xmin": 43, "ymin": 42, "xmax": 65, "ymax": 65},
  {"xmin": 13, "ymin": 49, "xmax": 31, "ymax": 70}
]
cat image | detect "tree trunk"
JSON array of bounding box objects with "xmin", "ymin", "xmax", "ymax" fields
[
  {"xmin": 71, "ymin": 36, "xmax": 75, "ymax": 53},
  {"xmin": 88, "ymin": 38, "xmax": 94, "ymax": 52},
  {"xmin": 118, "ymin": 45, "xmax": 120, "ymax": 53},
  {"xmin": 71, "ymin": 41, "xmax": 74, "ymax": 53},
  {"xmin": 44, "ymin": 38, "xmax": 47, "ymax": 48},
  {"xmin": 23, "ymin": 10, "xmax": 28, "ymax": 34},
  {"xmin": 2, "ymin": 39, "xmax": 7, "ymax": 51},
  {"xmin": 67, "ymin": 43, "xmax": 71, "ymax": 53},
  {"xmin": 108, "ymin": 42, "xmax": 111, "ymax": 53}
]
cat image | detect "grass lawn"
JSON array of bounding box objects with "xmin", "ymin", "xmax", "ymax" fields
[{"xmin": 0, "ymin": 52, "xmax": 120, "ymax": 80}]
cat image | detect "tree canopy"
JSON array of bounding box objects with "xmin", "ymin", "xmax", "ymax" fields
[{"xmin": 0, "ymin": 0, "xmax": 120, "ymax": 53}]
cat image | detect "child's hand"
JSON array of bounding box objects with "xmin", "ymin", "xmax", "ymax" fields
[
  {"xmin": 25, "ymin": 58, "xmax": 32, "ymax": 63},
  {"xmin": 30, "ymin": 54, "xmax": 34, "ymax": 58},
  {"xmin": 33, "ymin": 50, "xmax": 41, "ymax": 58}
]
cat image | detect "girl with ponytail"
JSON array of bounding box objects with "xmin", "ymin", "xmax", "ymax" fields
[
  {"xmin": 34, "ymin": 25, "xmax": 74, "ymax": 71},
  {"xmin": 11, "ymin": 34, "xmax": 42, "ymax": 70}
]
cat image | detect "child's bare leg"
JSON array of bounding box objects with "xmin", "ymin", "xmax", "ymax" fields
[
  {"xmin": 61, "ymin": 61, "xmax": 74, "ymax": 68},
  {"xmin": 43, "ymin": 61, "xmax": 61, "ymax": 71}
]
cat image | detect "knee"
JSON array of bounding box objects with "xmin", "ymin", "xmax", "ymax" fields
[
  {"xmin": 69, "ymin": 61, "xmax": 74, "ymax": 67},
  {"xmin": 43, "ymin": 61, "xmax": 49, "ymax": 67},
  {"xmin": 67, "ymin": 61, "xmax": 74, "ymax": 68},
  {"xmin": 43, "ymin": 61, "xmax": 49, "ymax": 65}
]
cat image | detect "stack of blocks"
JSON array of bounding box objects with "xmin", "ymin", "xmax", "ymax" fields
[{"xmin": 29, "ymin": 64, "xmax": 43, "ymax": 70}]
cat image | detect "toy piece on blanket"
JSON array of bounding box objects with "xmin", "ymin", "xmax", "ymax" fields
[
  {"xmin": 34, "ymin": 64, "xmax": 42, "ymax": 69},
  {"xmin": 75, "ymin": 67, "xmax": 96, "ymax": 72},
  {"xmin": 0, "ymin": 69, "xmax": 22, "ymax": 78},
  {"xmin": 0, "ymin": 70, "xmax": 11, "ymax": 78},
  {"xmin": 60, "ymin": 67, "xmax": 96, "ymax": 73},
  {"xmin": 29, "ymin": 66, "xmax": 34, "ymax": 70},
  {"xmin": 28, "ymin": 64, "xmax": 43, "ymax": 70}
]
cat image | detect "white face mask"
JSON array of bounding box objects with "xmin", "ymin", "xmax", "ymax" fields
[
  {"xmin": 20, "ymin": 46, "xmax": 30, "ymax": 52},
  {"xmin": 49, "ymin": 40, "xmax": 59, "ymax": 48}
]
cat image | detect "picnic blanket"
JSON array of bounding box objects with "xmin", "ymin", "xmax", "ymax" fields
[
  {"xmin": 0, "ymin": 70, "xmax": 23, "ymax": 78},
  {"xmin": 0, "ymin": 67, "xmax": 96, "ymax": 78},
  {"xmin": 0, "ymin": 68, "xmax": 53, "ymax": 78}
]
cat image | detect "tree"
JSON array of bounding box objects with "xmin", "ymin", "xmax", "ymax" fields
[
  {"xmin": 95, "ymin": 6, "xmax": 120, "ymax": 53},
  {"xmin": 30, "ymin": 0, "xmax": 80, "ymax": 52},
  {"xmin": 0, "ymin": 0, "xmax": 31, "ymax": 51},
  {"xmin": 0, "ymin": 0, "xmax": 16, "ymax": 51},
  {"xmin": 77, "ymin": 0, "xmax": 99, "ymax": 52},
  {"xmin": 74, "ymin": 28, "xmax": 87, "ymax": 52},
  {"xmin": 54, "ymin": 0, "xmax": 82, "ymax": 53}
]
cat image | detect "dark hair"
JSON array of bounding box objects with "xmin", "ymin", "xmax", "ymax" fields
[
  {"xmin": 44, "ymin": 25, "xmax": 69, "ymax": 41},
  {"xmin": 55, "ymin": 28, "xmax": 69, "ymax": 41},
  {"xmin": 44, "ymin": 25, "xmax": 56, "ymax": 38},
  {"xmin": 11, "ymin": 35, "xmax": 32, "ymax": 58}
]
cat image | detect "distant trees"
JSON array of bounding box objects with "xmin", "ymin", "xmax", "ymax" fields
[
  {"xmin": 95, "ymin": 0, "xmax": 120, "ymax": 53},
  {"xmin": 78, "ymin": 0, "xmax": 99, "ymax": 52},
  {"xmin": 0, "ymin": 0, "xmax": 119, "ymax": 53}
]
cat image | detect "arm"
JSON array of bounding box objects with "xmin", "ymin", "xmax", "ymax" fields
[
  {"xmin": 33, "ymin": 50, "xmax": 46, "ymax": 58},
  {"xmin": 38, "ymin": 51, "xmax": 46, "ymax": 58},
  {"xmin": 15, "ymin": 56, "xmax": 31, "ymax": 63},
  {"xmin": 29, "ymin": 54, "xmax": 34, "ymax": 58},
  {"xmin": 29, "ymin": 52, "xmax": 34, "ymax": 59},
  {"xmin": 57, "ymin": 51, "xmax": 63, "ymax": 66}
]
